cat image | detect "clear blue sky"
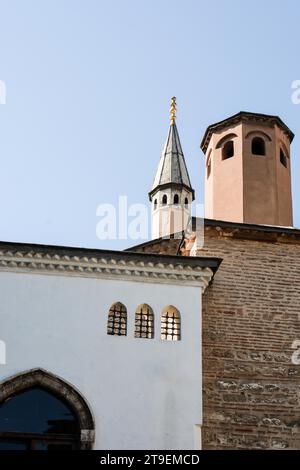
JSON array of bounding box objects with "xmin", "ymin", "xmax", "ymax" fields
[{"xmin": 0, "ymin": 0, "xmax": 299, "ymax": 250}]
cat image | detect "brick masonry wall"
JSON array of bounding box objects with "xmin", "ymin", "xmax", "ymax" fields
[
  {"xmin": 126, "ymin": 237, "xmax": 182, "ymax": 256},
  {"xmin": 183, "ymin": 226, "xmax": 300, "ymax": 450},
  {"xmin": 130, "ymin": 225, "xmax": 300, "ymax": 449}
]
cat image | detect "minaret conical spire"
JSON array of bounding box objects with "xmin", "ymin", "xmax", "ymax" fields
[
  {"xmin": 149, "ymin": 98, "xmax": 195, "ymax": 239},
  {"xmin": 149, "ymin": 97, "xmax": 195, "ymax": 200}
]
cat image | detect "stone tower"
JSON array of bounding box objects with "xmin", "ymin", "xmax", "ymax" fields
[
  {"xmin": 149, "ymin": 98, "xmax": 195, "ymax": 239},
  {"xmin": 201, "ymin": 111, "xmax": 294, "ymax": 226}
]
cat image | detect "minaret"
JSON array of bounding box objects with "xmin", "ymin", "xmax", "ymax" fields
[{"xmin": 149, "ymin": 98, "xmax": 195, "ymax": 239}]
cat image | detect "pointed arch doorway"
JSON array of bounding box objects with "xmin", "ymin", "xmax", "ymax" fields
[{"xmin": 0, "ymin": 369, "xmax": 95, "ymax": 450}]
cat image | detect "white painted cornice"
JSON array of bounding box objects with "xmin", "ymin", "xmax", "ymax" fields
[{"xmin": 0, "ymin": 248, "xmax": 215, "ymax": 291}]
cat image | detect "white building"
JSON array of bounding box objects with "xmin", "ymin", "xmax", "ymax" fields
[{"xmin": 0, "ymin": 242, "xmax": 220, "ymax": 450}]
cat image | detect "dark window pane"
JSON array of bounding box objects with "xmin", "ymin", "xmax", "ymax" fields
[
  {"xmin": 222, "ymin": 140, "xmax": 234, "ymax": 160},
  {"xmin": 0, "ymin": 387, "xmax": 79, "ymax": 435},
  {"xmin": 207, "ymin": 160, "xmax": 211, "ymax": 178},
  {"xmin": 252, "ymin": 137, "xmax": 266, "ymax": 156},
  {"xmin": 0, "ymin": 440, "xmax": 28, "ymax": 450},
  {"xmin": 33, "ymin": 440, "xmax": 76, "ymax": 450},
  {"xmin": 280, "ymin": 149, "xmax": 287, "ymax": 168}
]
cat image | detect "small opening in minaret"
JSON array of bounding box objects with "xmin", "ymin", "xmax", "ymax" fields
[
  {"xmin": 173, "ymin": 194, "xmax": 179, "ymax": 205},
  {"xmin": 280, "ymin": 149, "xmax": 287, "ymax": 168},
  {"xmin": 154, "ymin": 199, "xmax": 157, "ymax": 210},
  {"xmin": 252, "ymin": 137, "xmax": 265, "ymax": 156},
  {"xmin": 162, "ymin": 194, "xmax": 167, "ymax": 205},
  {"xmin": 222, "ymin": 140, "xmax": 234, "ymax": 160},
  {"xmin": 184, "ymin": 197, "xmax": 189, "ymax": 207}
]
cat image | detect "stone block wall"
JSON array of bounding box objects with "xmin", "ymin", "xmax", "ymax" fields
[
  {"xmin": 129, "ymin": 222, "xmax": 300, "ymax": 449},
  {"xmin": 183, "ymin": 224, "xmax": 300, "ymax": 450}
]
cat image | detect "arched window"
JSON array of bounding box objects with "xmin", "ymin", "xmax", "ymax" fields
[
  {"xmin": 161, "ymin": 306, "xmax": 181, "ymax": 341},
  {"xmin": 216, "ymin": 133, "xmax": 238, "ymax": 149},
  {"xmin": 107, "ymin": 302, "xmax": 127, "ymax": 336},
  {"xmin": 207, "ymin": 158, "xmax": 211, "ymax": 178},
  {"xmin": 184, "ymin": 197, "xmax": 189, "ymax": 207},
  {"xmin": 252, "ymin": 137, "xmax": 266, "ymax": 156},
  {"xmin": 162, "ymin": 194, "xmax": 167, "ymax": 205},
  {"xmin": 0, "ymin": 387, "xmax": 80, "ymax": 449},
  {"xmin": 222, "ymin": 140, "xmax": 234, "ymax": 160},
  {"xmin": 134, "ymin": 304, "xmax": 154, "ymax": 339},
  {"xmin": 0, "ymin": 369, "xmax": 94, "ymax": 450},
  {"xmin": 280, "ymin": 148, "xmax": 288, "ymax": 168},
  {"xmin": 173, "ymin": 194, "xmax": 179, "ymax": 205},
  {"xmin": 154, "ymin": 199, "xmax": 157, "ymax": 210}
]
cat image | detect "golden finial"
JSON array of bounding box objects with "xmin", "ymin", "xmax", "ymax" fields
[{"xmin": 170, "ymin": 96, "xmax": 177, "ymax": 125}]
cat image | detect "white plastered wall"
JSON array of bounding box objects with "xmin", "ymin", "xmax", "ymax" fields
[{"xmin": 0, "ymin": 270, "xmax": 202, "ymax": 450}]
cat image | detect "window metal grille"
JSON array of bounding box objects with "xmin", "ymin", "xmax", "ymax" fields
[
  {"xmin": 161, "ymin": 308, "xmax": 181, "ymax": 341},
  {"xmin": 107, "ymin": 303, "xmax": 127, "ymax": 336},
  {"xmin": 135, "ymin": 305, "xmax": 154, "ymax": 339}
]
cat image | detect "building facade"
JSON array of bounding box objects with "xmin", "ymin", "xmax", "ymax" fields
[
  {"xmin": 0, "ymin": 242, "xmax": 219, "ymax": 450},
  {"xmin": 1, "ymin": 102, "xmax": 300, "ymax": 450}
]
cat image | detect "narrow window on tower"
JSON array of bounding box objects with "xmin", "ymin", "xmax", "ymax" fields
[
  {"xmin": 161, "ymin": 306, "xmax": 181, "ymax": 341},
  {"xmin": 206, "ymin": 149, "xmax": 212, "ymax": 177},
  {"xmin": 154, "ymin": 199, "xmax": 157, "ymax": 210},
  {"xmin": 162, "ymin": 194, "xmax": 168, "ymax": 205},
  {"xmin": 184, "ymin": 197, "xmax": 189, "ymax": 207},
  {"xmin": 252, "ymin": 137, "xmax": 266, "ymax": 156},
  {"xmin": 280, "ymin": 149, "xmax": 288, "ymax": 168},
  {"xmin": 173, "ymin": 194, "xmax": 179, "ymax": 205},
  {"xmin": 207, "ymin": 157, "xmax": 211, "ymax": 178},
  {"xmin": 222, "ymin": 140, "xmax": 234, "ymax": 160}
]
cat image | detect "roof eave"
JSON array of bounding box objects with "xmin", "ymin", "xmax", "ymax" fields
[
  {"xmin": 200, "ymin": 111, "xmax": 295, "ymax": 154},
  {"xmin": 148, "ymin": 183, "xmax": 195, "ymax": 201}
]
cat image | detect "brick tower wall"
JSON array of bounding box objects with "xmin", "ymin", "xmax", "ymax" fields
[{"xmin": 182, "ymin": 223, "xmax": 300, "ymax": 450}]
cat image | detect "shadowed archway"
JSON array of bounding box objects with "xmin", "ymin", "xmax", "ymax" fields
[{"xmin": 0, "ymin": 369, "xmax": 95, "ymax": 450}]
